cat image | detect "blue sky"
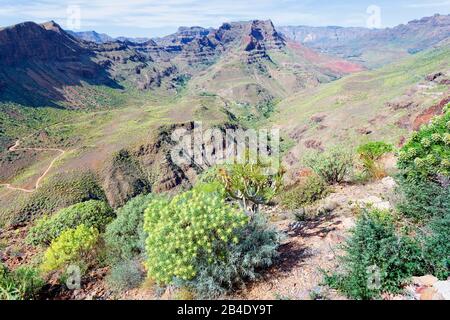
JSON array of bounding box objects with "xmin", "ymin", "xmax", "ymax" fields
[{"xmin": 0, "ymin": 0, "xmax": 449, "ymax": 37}]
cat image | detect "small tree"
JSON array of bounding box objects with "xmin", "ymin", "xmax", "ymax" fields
[
  {"xmin": 357, "ymin": 141, "xmax": 393, "ymax": 180},
  {"xmin": 218, "ymin": 162, "xmax": 284, "ymax": 216}
]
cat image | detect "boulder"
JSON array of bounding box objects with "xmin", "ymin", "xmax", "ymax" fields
[
  {"xmin": 381, "ymin": 176, "xmax": 397, "ymax": 190},
  {"xmin": 412, "ymin": 275, "xmax": 438, "ymax": 287},
  {"xmin": 434, "ymin": 281, "xmax": 450, "ymax": 300}
]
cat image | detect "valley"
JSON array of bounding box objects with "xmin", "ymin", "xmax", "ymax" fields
[{"xmin": 0, "ymin": 12, "xmax": 449, "ymax": 301}]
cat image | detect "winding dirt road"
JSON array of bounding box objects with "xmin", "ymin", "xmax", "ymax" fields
[{"xmin": 0, "ymin": 138, "xmax": 65, "ymax": 193}]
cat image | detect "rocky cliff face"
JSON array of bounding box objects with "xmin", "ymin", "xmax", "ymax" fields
[{"xmin": 241, "ymin": 20, "xmax": 286, "ymax": 63}]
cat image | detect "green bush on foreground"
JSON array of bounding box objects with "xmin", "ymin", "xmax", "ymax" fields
[
  {"xmin": 179, "ymin": 214, "xmax": 280, "ymax": 298},
  {"xmin": 396, "ymin": 175, "xmax": 450, "ymax": 222},
  {"xmin": 396, "ymin": 104, "xmax": 450, "ymax": 222},
  {"xmin": 398, "ymin": 105, "xmax": 450, "ymax": 179},
  {"xmin": 106, "ymin": 259, "xmax": 145, "ymax": 292},
  {"xmin": 144, "ymin": 188, "xmax": 248, "ymax": 284},
  {"xmin": 304, "ymin": 147, "xmax": 354, "ymax": 184},
  {"xmin": 0, "ymin": 264, "xmax": 44, "ymax": 300},
  {"xmin": 280, "ymin": 174, "xmax": 329, "ymax": 210},
  {"xmin": 40, "ymin": 224, "xmax": 100, "ymax": 273},
  {"xmin": 104, "ymin": 194, "xmax": 155, "ymax": 264},
  {"xmin": 27, "ymin": 200, "xmax": 114, "ymax": 246},
  {"xmin": 357, "ymin": 142, "xmax": 394, "ymax": 160},
  {"xmin": 325, "ymin": 210, "xmax": 424, "ymax": 300},
  {"xmin": 421, "ymin": 211, "xmax": 450, "ymax": 280}
]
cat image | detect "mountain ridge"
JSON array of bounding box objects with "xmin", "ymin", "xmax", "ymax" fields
[{"xmin": 278, "ymin": 13, "xmax": 450, "ymax": 67}]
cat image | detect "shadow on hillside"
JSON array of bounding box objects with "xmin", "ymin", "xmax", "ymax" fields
[{"xmin": 0, "ymin": 54, "xmax": 123, "ymax": 108}]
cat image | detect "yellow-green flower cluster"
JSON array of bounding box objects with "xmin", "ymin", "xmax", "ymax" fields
[
  {"xmin": 40, "ymin": 224, "xmax": 99, "ymax": 273},
  {"xmin": 143, "ymin": 190, "xmax": 248, "ymax": 284}
]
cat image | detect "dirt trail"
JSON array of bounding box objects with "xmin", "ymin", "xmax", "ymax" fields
[{"xmin": 0, "ymin": 138, "xmax": 65, "ymax": 193}]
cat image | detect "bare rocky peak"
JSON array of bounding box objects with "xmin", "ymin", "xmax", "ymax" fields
[{"xmin": 0, "ymin": 21, "xmax": 83, "ymax": 65}]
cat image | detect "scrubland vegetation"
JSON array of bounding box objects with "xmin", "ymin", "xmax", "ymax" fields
[{"xmin": 2, "ymin": 104, "xmax": 447, "ymax": 300}]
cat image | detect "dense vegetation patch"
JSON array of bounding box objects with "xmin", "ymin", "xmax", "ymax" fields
[
  {"xmin": 104, "ymin": 194, "xmax": 155, "ymax": 264},
  {"xmin": 420, "ymin": 211, "xmax": 450, "ymax": 280},
  {"xmin": 27, "ymin": 200, "xmax": 113, "ymax": 246},
  {"xmin": 398, "ymin": 105, "xmax": 450, "ymax": 179},
  {"xmin": 0, "ymin": 264, "xmax": 44, "ymax": 300},
  {"xmin": 325, "ymin": 210, "xmax": 424, "ymax": 300},
  {"xmin": 144, "ymin": 187, "xmax": 249, "ymax": 284},
  {"xmin": 396, "ymin": 104, "xmax": 450, "ymax": 222},
  {"xmin": 143, "ymin": 162, "xmax": 282, "ymax": 297},
  {"xmin": 179, "ymin": 214, "xmax": 280, "ymax": 298},
  {"xmin": 40, "ymin": 224, "xmax": 100, "ymax": 273}
]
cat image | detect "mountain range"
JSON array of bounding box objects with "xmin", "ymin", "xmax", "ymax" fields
[
  {"xmin": 279, "ymin": 14, "xmax": 450, "ymax": 67},
  {"xmin": 0, "ymin": 19, "xmax": 362, "ymax": 109},
  {"xmin": 0, "ymin": 14, "xmax": 449, "ymax": 214}
]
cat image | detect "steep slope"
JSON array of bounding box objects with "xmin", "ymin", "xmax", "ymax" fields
[
  {"xmin": 187, "ymin": 20, "xmax": 363, "ymax": 110},
  {"xmin": 0, "ymin": 21, "xmax": 121, "ymax": 107},
  {"xmin": 274, "ymin": 44, "xmax": 450, "ymax": 171},
  {"xmin": 279, "ymin": 14, "xmax": 450, "ymax": 68}
]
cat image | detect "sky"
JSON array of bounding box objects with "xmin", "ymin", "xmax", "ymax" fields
[{"xmin": 0, "ymin": 0, "xmax": 449, "ymax": 37}]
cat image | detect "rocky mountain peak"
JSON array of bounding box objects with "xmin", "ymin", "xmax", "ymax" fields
[
  {"xmin": 245, "ymin": 19, "xmax": 286, "ymax": 51},
  {"xmin": 41, "ymin": 20, "xmax": 65, "ymax": 33},
  {"xmin": 0, "ymin": 21, "xmax": 83, "ymax": 65}
]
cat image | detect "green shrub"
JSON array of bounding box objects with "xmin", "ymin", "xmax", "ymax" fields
[
  {"xmin": 179, "ymin": 215, "xmax": 280, "ymax": 298},
  {"xmin": 0, "ymin": 264, "xmax": 44, "ymax": 300},
  {"xmin": 27, "ymin": 200, "xmax": 114, "ymax": 246},
  {"xmin": 8, "ymin": 171, "xmax": 106, "ymax": 226},
  {"xmin": 218, "ymin": 162, "xmax": 284, "ymax": 215},
  {"xmin": 357, "ymin": 142, "xmax": 394, "ymax": 160},
  {"xmin": 325, "ymin": 210, "xmax": 424, "ymax": 300},
  {"xmin": 304, "ymin": 147, "xmax": 354, "ymax": 184},
  {"xmin": 106, "ymin": 259, "xmax": 145, "ymax": 292},
  {"xmin": 104, "ymin": 194, "xmax": 155, "ymax": 264},
  {"xmin": 40, "ymin": 224, "xmax": 100, "ymax": 273},
  {"xmin": 144, "ymin": 189, "xmax": 248, "ymax": 284},
  {"xmin": 280, "ymin": 175, "xmax": 329, "ymax": 210},
  {"xmin": 396, "ymin": 104, "xmax": 450, "ymax": 222},
  {"xmin": 421, "ymin": 211, "xmax": 450, "ymax": 280},
  {"xmin": 396, "ymin": 175, "xmax": 450, "ymax": 222},
  {"xmin": 357, "ymin": 142, "xmax": 393, "ymax": 180},
  {"xmin": 397, "ymin": 105, "xmax": 450, "ymax": 179}
]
